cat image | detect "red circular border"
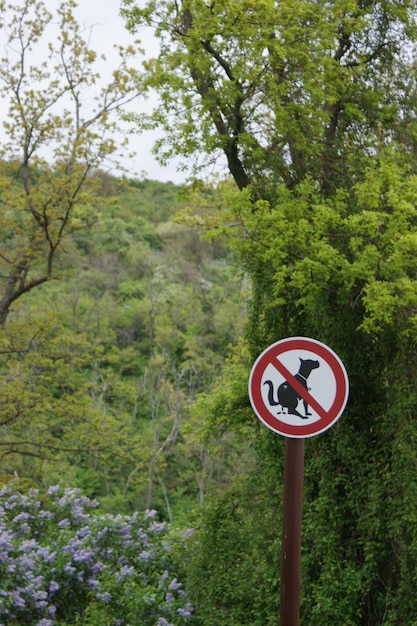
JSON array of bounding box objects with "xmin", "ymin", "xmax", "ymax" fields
[{"xmin": 248, "ymin": 337, "xmax": 349, "ymax": 438}]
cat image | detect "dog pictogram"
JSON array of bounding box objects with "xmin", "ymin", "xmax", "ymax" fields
[{"xmin": 263, "ymin": 358, "xmax": 320, "ymax": 418}]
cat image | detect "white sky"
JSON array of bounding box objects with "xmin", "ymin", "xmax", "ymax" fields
[{"xmin": 71, "ymin": 0, "xmax": 186, "ymax": 183}]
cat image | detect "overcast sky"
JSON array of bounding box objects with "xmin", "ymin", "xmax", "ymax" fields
[{"xmin": 69, "ymin": 0, "xmax": 188, "ymax": 183}]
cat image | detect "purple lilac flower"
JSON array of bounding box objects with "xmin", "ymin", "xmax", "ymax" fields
[
  {"xmin": 138, "ymin": 529, "xmax": 149, "ymax": 545},
  {"xmin": 97, "ymin": 527, "xmax": 109, "ymax": 539},
  {"xmin": 96, "ymin": 591, "xmax": 111, "ymax": 603},
  {"xmin": 168, "ymin": 578, "xmax": 182, "ymax": 591},
  {"xmin": 177, "ymin": 606, "xmax": 193, "ymax": 618},
  {"xmin": 58, "ymin": 519, "xmax": 70, "ymax": 529},
  {"xmin": 87, "ymin": 578, "xmax": 100, "ymax": 590},
  {"xmin": 73, "ymin": 549, "xmax": 93, "ymax": 564},
  {"xmin": 118, "ymin": 523, "xmax": 132, "ymax": 537},
  {"xmin": 0, "ymin": 531, "xmax": 14, "ymax": 554},
  {"xmin": 100, "ymin": 547, "xmax": 114, "ymax": 559},
  {"xmin": 91, "ymin": 561, "xmax": 104, "ymax": 575},
  {"xmin": 63, "ymin": 538, "xmax": 83, "ymax": 552},
  {"xmin": 4, "ymin": 494, "xmax": 18, "ymax": 509},
  {"xmin": 12, "ymin": 511, "xmax": 33, "ymax": 523},
  {"xmin": 0, "ymin": 485, "xmax": 193, "ymax": 625},
  {"xmin": 158, "ymin": 570, "xmax": 169, "ymax": 588},
  {"xmin": 20, "ymin": 539, "xmax": 38, "ymax": 553},
  {"xmin": 149, "ymin": 521, "xmax": 166, "ymax": 533},
  {"xmin": 13, "ymin": 593, "xmax": 25, "ymax": 610},
  {"xmin": 17, "ymin": 554, "xmax": 36, "ymax": 570},
  {"xmin": 49, "ymin": 580, "xmax": 60, "ymax": 594},
  {"xmin": 116, "ymin": 565, "xmax": 135, "ymax": 583},
  {"xmin": 76, "ymin": 525, "xmax": 91, "ymax": 539},
  {"xmin": 71, "ymin": 505, "xmax": 90, "ymax": 521},
  {"xmin": 35, "ymin": 600, "xmax": 48, "ymax": 609},
  {"xmin": 18, "ymin": 522, "xmax": 30, "ymax": 534},
  {"xmin": 77, "ymin": 495, "xmax": 99, "ymax": 510},
  {"xmin": 37, "ymin": 547, "xmax": 57, "ymax": 563}
]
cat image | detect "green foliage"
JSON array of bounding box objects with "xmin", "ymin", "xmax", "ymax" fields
[
  {"xmin": 0, "ymin": 173, "xmax": 247, "ymax": 525},
  {"xmin": 188, "ymin": 471, "xmax": 281, "ymax": 626},
  {"xmin": 179, "ymin": 153, "xmax": 417, "ymax": 624},
  {"xmin": 6, "ymin": 0, "xmax": 417, "ymax": 622},
  {"xmin": 0, "ymin": 5, "xmax": 248, "ymax": 522},
  {"xmin": 122, "ymin": 0, "xmax": 417, "ymax": 194}
]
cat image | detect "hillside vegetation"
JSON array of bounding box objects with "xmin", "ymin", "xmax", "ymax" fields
[{"xmin": 0, "ymin": 173, "xmax": 248, "ymax": 521}]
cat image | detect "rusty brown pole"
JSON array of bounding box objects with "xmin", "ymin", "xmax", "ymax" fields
[{"xmin": 280, "ymin": 437, "xmax": 305, "ymax": 626}]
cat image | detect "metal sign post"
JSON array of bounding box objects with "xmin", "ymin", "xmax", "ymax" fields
[
  {"xmin": 248, "ymin": 337, "xmax": 349, "ymax": 626},
  {"xmin": 280, "ymin": 437, "xmax": 305, "ymax": 626}
]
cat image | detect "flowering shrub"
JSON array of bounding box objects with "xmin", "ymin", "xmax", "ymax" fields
[{"xmin": 0, "ymin": 485, "xmax": 194, "ymax": 625}]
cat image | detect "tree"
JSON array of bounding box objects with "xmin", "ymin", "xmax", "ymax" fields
[
  {"xmin": 121, "ymin": 0, "xmax": 417, "ymax": 196},
  {"xmin": 122, "ymin": 1, "xmax": 417, "ymax": 623},
  {"xmin": 0, "ymin": 0, "xmax": 143, "ymax": 326},
  {"xmin": 0, "ymin": 0, "xmax": 146, "ymax": 495}
]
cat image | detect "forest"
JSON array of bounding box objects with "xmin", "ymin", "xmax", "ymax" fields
[
  {"xmin": 0, "ymin": 172, "xmax": 247, "ymax": 516},
  {"xmin": 3, "ymin": 0, "xmax": 417, "ymax": 624}
]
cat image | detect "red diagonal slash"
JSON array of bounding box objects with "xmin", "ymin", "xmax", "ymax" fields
[{"xmin": 272, "ymin": 358, "xmax": 329, "ymax": 420}]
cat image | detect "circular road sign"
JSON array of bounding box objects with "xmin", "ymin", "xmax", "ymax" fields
[{"xmin": 248, "ymin": 337, "xmax": 349, "ymax": 438}]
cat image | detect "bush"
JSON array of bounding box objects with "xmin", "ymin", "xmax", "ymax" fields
[{"xmin": 0, "ymin": 485, "xmax": 194, "ymax": 625}]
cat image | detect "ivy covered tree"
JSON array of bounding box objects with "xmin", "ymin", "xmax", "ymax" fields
[{"xmin": 122, "ymin": 1, "xmax": 417, "ymax": 624}]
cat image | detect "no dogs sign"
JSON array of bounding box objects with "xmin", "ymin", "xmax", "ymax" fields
[{"xmin": 248, "ymin": 337, "xmax": 349, "ymax": 438}]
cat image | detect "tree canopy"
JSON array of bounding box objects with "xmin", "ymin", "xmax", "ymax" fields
[{"xmin": 122, "ymin": 0, "xmax": 417, "ymax": 195}]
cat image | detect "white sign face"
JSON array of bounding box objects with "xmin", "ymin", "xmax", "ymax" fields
[{"xmin": 249, "ymin": 337, "xmax": 349, "ymax": 438}]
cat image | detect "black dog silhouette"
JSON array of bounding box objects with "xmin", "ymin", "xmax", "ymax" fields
[{"xmin": 264, "ymin": 358, "xmax": 320, "ymax": 419}]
